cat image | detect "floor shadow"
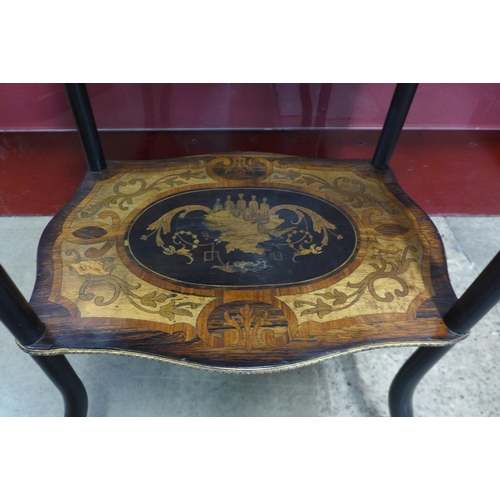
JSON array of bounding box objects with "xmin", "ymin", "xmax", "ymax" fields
[{"xmin": 337, "ymin": 355, "xmax": 381, "ymax": 417}]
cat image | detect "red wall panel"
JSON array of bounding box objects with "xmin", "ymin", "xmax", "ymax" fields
[
  {"xmin": 1, "ymin": 130, "xmax": 499, "ymax": 216},
  {"xmin": 2, "ymin": 83, "xmax": 500, "ymax": 131},
  {"xmin": 1, "ymin": 84, "xmax": 499, "ymax": 216}
]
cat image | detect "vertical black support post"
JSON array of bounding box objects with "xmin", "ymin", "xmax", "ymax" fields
[
  {"xmin": 372, "ymin": 83, "xmax": 418, "ymax": 170},
  {"xmin": 0, "ymin": 265, "xmax": 88, "ymax": 417},
  {"xmin": 444, "ymin": 249, "xmax": 500, "ymax": 334},
  {"xmin": 64, "ymin": 83, "xmax": 107, "ymax": 172},
  {"xmin": 389, "ymin": 345, "xmax": 454, "ymax": 417}
]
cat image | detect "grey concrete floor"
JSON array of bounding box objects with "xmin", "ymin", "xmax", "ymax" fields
[{"xmin": 0, "ymin": 215, "xmax": 499, "ymax": 417}]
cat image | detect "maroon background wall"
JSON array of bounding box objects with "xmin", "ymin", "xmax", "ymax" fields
[
  {"xmin": 1, "ymin": 83, "xmax": 500, "ymax": 216},
  {"xmin": 3, "ymin": 83, "xmax": 500, "ymax": 130}
]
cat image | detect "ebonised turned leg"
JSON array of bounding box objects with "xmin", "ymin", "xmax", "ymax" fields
[
  {"xmin": 0, "ymin": 265, "xmax": 88, "ymax": 417},
  {"xmin": 390, "ymin": 243, "xmax": 500, "ymax": 416},
  {"xmin": 389, "ymin": 345, "xmax": 454, "ymax": 417},
  {"xmin": 31, "ymin": 356, "xmax": 88, "ymax": 417},
  {"xmin": 64, "ymin": 83, "xmax": 106, "ymax": 173},
  {"xmin": 372, "ymin": 83, "xmax": 418, "ymax": 171}
]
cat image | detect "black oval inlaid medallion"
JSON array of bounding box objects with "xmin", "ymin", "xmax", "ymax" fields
[
  {"xmin": 127, "ymin": 188, "xmax": 357, "ymax": 287},
  {"xmin": 72, "ymin": 226, "xmax": 108, "ymax": 240}
]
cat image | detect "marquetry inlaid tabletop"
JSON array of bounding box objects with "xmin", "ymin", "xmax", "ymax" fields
[{"xmin": 22, "ymin": 153, "xmax": 464, "ymax": 372}]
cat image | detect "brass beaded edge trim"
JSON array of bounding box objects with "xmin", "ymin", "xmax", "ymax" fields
[{"xmin": 16, "ymin": 335, "xmax": 467, "ymax": 375}]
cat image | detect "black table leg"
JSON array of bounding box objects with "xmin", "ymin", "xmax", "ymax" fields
[
  {"xmin": 0, "ymin": 265, "xmax": 88, "ymax": 416},
  {"xmin": 31, "ymin": 355, "xmax": 88, "ymax": 417},
  {"xmin": 389, "ymin": 345, "xmax": 454, "ymax": 417}
]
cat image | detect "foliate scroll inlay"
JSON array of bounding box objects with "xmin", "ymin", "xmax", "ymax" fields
[
  {"xmin": 286, "ymin": 241, "xmax": 425, "ymax": 323},
  {"xmin": 46, "ymin": 155, "xmax": 439, "ymax": 358},
  {"xmin": 127, "ymin": 188, "xmax": 357, "ymax": 287},
  {"xmin": 59, "ymin": 243, "xmax": 213, "ymax": 327}
]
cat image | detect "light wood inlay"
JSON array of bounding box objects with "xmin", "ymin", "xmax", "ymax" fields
[{"xmin": 25, "ymin": 153, "xmax": 464, "ymax": 372}]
